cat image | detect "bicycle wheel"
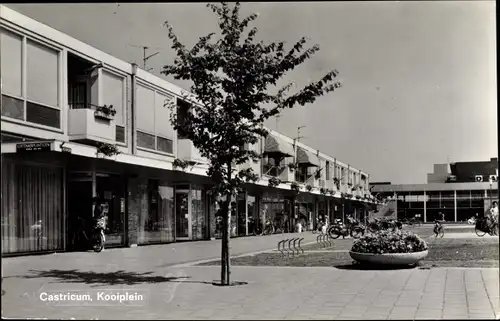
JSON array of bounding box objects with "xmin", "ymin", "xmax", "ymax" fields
[
  {"xmin": 475, "ymin": 226, "xmax": 486, "ymax": 237},
  {"xmin": 253, "ymin": 226, "xmax": 263, "ymax": 236},
  {"xmin": 328, "ymin": 226, "xmax": 341, "ymax": 239}
]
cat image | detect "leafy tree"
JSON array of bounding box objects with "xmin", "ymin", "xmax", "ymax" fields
[{"xmin": 162, "ymin": 2, "xmax": 341, "ymax": 285}]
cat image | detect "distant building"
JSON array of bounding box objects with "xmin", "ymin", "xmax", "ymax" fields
[{"xmin": 371, "ymin": 158, "xmax": 498, "ymax": 222}]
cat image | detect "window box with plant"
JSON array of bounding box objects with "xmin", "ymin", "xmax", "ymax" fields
[
  {"xmin": 94, "ymin": 104, "xmax": 116, "ymax": 121},
  {"xmin": 96, "ymin": 142, "xmax": 120, "ymax": 158},
  {"xmin": 320, "ymin": 187, "xmax": 327, "ymax": 195},
  {"xmin": 173, "ymin": 158, "xmax": 190, "ymax": 171},
  {"xmin": 350, "ymin": 230, "xmax": 429, "ymax": 266},
  {"xmin": 290, "ymin": 182, "xmax": 301, "ymax": 194},
  {"xmin": 305, "ymin": 184, "xmax": 313, "ymax": 192},
  {"xmin": 268, "ymin": 176, "xmax": 281, "ymax": 188}
]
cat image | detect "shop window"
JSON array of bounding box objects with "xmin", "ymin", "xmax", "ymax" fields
[
  {"xmin": 191, "ymin": 187, "xmax": 206, "ymax": 240},
  {"xmin": 138, "ymin": 180, "xmax": 174, "ymax": 244},
  {"xmin": 1, "ymin": 162, "xmax": 64, "ymax": 254}
]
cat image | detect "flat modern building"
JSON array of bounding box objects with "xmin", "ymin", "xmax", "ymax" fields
[
  {"xmin": 0, "ymin": 6, "xmax": 375, "ymax": 255},
  {"xmin": 370, "ymin": 158, "xmax": 499, "ymax": 223}
]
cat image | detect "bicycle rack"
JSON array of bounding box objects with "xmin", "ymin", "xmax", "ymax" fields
[
  {"xmin": 298, "ymin": 238, "xmax": 304, "ymax": 254},
  {"xmin": 277, "ymin": 237, "xmax": 305, "ymax": 259},
  {"xmin": 287, "ymin": 239, "xmax": 295, "ymax": 257},
  {"xmin": 278, "ymin": 239, "xmax": 288, "ymax": 257},
  {"xmin": 316, "ymin": 234, "xmax": 332, "ymax": 248}
]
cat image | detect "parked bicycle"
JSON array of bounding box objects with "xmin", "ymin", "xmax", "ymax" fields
[
  {"xmin": 328, "ymin": 218, "xmax": 364, "ymax": 239},
  {"xmin": 475, "ymin": 217, "xmax": 498, "ymax": 237}
]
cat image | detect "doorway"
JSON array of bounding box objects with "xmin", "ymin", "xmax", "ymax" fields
[
  {"xmin": 175, "ymin": 186, "xmax": 190, "ymax": 240},
  {"xmin": 67, "ymin": 172, "xmax": 93, "ymax": 251}
]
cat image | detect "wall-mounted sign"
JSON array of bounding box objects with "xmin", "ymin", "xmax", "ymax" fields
[{"xmin": 16, "ymin": 142, "xmax": 51, "ymax": 152}]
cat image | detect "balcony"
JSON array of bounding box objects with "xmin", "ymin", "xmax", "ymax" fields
[
  {"xmin": 177, "ymin": 138, "xmax": 207, "ymax": 163},
  {"xmin": 68, "ymin": 108, "xmax": 116, "ymax": 144}
]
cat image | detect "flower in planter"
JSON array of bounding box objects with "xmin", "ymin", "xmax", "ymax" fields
[
  {"xmin": 96, "ymin": 142, "xmax": 120, "ymax": 157},
  {"xmin": 173, "ymin": 158, "xmax": 190, "ymax": 171},
  {"xmin": 290, "ymin": 182, "xmax": 301, "ymax": 193},
  {"xmin": 268, "ymin": 176, "xmax": 281, "ymax": 188},
  {"xmin": 95, "ymin": 104, "xmax": 117, "ymax": 118},
  {"xmin": 305, "ymin": 184, "xmax": 312, "ymax": 191},
  {"xmin": 320, "ymin": 187, "xmax": 327, "ymax": 195},
  {"xmin": 351, "ymin": 230, "xmax": 428, "ymax": 254},
  {"xmin": 288, "ymin": 163, "xmax": 297, "ymax": 171}
]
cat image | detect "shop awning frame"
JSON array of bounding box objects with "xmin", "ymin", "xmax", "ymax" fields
[
  {"xmin": 263, "ymin": 135, "xmax": 294, "ymax": 158},
  {"xmin": 296, "ymin": 147, "xmax": 319, "ymax": 167}
]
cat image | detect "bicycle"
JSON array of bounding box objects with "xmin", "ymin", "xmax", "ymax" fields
[
  {"xmin": 475, "ymin": 217, "xmax": 498, "ymax": 237},
  {"xmin": 433, "ymin": 220, "xmax": 444, "ymax": 238}
]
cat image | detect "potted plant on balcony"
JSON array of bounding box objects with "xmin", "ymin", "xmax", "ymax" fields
[
  {"xmin": 288, "ymin": 163, "xmax": 297, "ymax": 172},
  {"xmin": 349, "ymin": 230, "xmax": 429, "ymax": 266},
  {"xmin": 95, "ymin": 142, "xmax": 120, "ymax": 158},
  {"xmin": 268, "ymin": 176, "xmax": 281, "ymax": 188},
  {"xmin": 94, "ymin": 104, "xmax": 117, "ymax": 120},
  {"xmin": 333, "ymin": 178, "xmax": 340, "ymax": 190},
  {"xmin": 290, "ymin": 182, "xmax": 301, "ymax": 194},
  {"xmin": 173, "ymin": 158, "xmax": 190, "ymax": 171},
  {"xmin": 305, "ymin": 184, "xmax": 313, "ymax": 192},
  {"xmin": 355, "ymin": 195, "xmax": 362, "ymax": 200},
  {"xmin": 328, "ymin": 188, "xmax": 335, "ymax": 195}
]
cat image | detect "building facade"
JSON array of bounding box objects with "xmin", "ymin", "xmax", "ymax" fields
[
  {"xmin": 0, "ymin": 6, "xmax": 375, "ymax": 255},
  {"xmin": 370, "ymin": 158, "xmax": 499, "ymax": 223}
]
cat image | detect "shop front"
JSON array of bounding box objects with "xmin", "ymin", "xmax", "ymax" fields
[{"xmin": 1, "ymin": 155, "xmax": 65, "ymax": 255}]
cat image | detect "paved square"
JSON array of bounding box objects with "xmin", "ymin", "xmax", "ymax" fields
[{"xmin": 2, "ymin": 263, "xmax": 499, "ymax": 320}]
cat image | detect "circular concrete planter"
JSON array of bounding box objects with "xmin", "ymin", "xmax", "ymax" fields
[{"xmin": 349, "ymin": 250, "xmax": 428, "ymax": 265}]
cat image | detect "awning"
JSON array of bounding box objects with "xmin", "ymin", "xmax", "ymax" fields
[
  {"xmin": 296, "ymin": 147, "xmax": 319, "ymax": 167},
  {"xmin": 263, "ymin": 135, "xmax": 294, "ymax": 158}
]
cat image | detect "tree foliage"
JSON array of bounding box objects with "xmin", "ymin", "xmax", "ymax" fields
[{"xmin": 161, "ymin": 2, "xmax": 341, "ymax": 198}]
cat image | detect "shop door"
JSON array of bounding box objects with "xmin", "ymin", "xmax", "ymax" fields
[
  {"xmin": 175, "ymin": 188, "xmax": 190, "ymax": 239},
  {"xmin": 67, "ymin": 172, "xmax": 93, "ymax": 251}
]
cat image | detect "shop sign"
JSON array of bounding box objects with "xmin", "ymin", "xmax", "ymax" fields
[{"xmin": 16, "ymin": 142, "xmax": 51, "ymax": 152}]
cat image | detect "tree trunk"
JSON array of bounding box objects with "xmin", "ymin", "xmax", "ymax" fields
[
  {"xmin": 225, "ymin": 192, "xmax": 232, "ymax": 284},
  {"xmin": 220, "ymin": 201, "xmax": 227, "ymax": 284}
]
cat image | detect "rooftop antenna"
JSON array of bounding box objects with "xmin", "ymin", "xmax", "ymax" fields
[
  {"xmin": 128, "ymin": 44, "xmax": 160, "ymax": 71},
  {"xmin": 296, "ymin": 126, "xmax": 306, "ymax": 142}
]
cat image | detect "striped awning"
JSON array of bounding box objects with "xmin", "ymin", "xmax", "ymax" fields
[
  {"xmin": 263, "ymin": 135, "xmax": 294, "ymax": 157},
  {"xmin": 296, "ymin": 147, "xmax": 319, "ymax": 167}
]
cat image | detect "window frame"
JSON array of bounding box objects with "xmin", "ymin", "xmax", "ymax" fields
[
  {"xmin": 101, "ymin": 68, "xmax": 128, "ymax": 146},
  {"xmin": 135, "ymin": 80, "xmax": 175, "ymax": 156},
  {"xmin": 1, "ymin": 26, "xmax": 63, "ymax": 132}
]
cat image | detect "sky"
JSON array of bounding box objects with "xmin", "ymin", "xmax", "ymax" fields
[{"xmin": 6, "ymin": 2, "xmax": 497, "ymax": 184}]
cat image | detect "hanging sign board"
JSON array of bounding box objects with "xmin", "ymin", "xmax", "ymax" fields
[{"xmin": 16, "ymin": 142, "xmax": 51, "ymax": 152}]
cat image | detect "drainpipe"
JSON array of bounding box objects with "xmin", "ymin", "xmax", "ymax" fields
[{"xmin": 131, "ymin": 63, "xmax": 138, "ymax": 155}]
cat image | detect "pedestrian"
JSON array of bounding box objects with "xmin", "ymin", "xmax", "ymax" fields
[{"xmin": 488, "ymin": 201, "xmax": 498, "ymax": 235}]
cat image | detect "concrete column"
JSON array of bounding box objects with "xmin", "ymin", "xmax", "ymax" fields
[
  {"xmin": 423, "ymin": 191, "xmax": 427, "ymax": 223},
  {"xmin": 454, "ymin": 190, "xmax": 457, "ymax": 222},
  {"xmin": 245, "ymin": 190, "xmax": 249, "ymax": 236}
]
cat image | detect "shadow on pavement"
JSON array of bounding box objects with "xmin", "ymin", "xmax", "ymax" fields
[
  {"xmin": 18, "ymin": 269, "xmax": 225, "ymax": 287},
  {"xmin": 334, "ymin": 263, "xmax": 417, "ymax": 271}
]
